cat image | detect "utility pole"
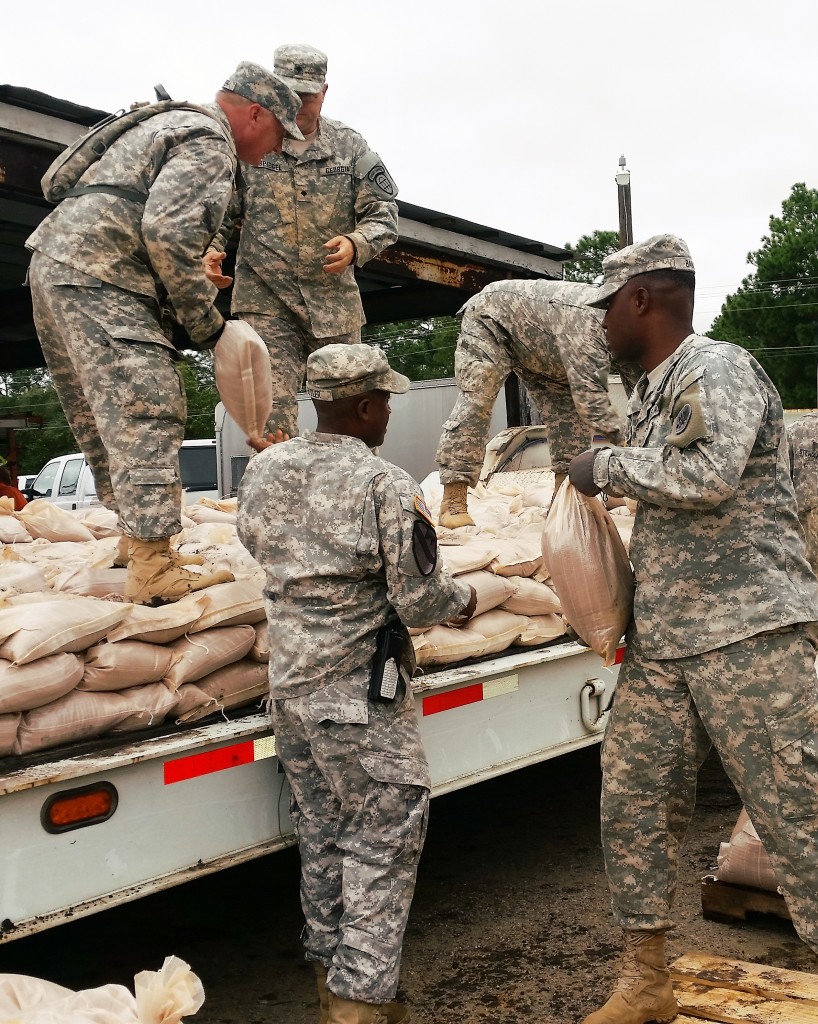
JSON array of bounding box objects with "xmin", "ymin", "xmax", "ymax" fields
[{"xmin": 616, "ymin": 154, "xmax": 633, "ymax": 248}]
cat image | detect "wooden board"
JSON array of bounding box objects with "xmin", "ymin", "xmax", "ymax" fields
[
  {"xmin": 702, "ymin": 876, "xmax": 792, "ymax": 924},
  {"xmin": 670, "ymin": 952, "xmax": 818, "ymax": 1022}
]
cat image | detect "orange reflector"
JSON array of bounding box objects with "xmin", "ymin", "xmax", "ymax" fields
[{"xmin": 41, "ymin": 783, "xmax": 118, "ymax": 833}]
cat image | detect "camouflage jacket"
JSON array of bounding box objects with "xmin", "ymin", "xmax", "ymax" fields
[
  {"xmin": 212, "ymin": 117, "xmax": 398, "ymax": 336},
  {"xmin": 26, "ymin": 104, "xmax": 236, "ymax": 346},
  {"xmin": 236, "ymin": 432, "xmax": 469, "ymax": 699},
  {"xmin": 594, "ymin": 334, "xmax": 818, "ymax": 658},
  {"xmin": 462, "ymin": 279, "xmax": 630, "ymax": 442},
  {"xmin": 788, "ymin": 412, "xmax": 818, "ymax": 513}
]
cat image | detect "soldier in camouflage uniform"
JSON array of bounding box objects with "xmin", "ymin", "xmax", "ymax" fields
[
  {"xmin": 26, "ymin": 63, "xmax": 302, "ymax": 604},
  {"xmin": 435, "ymin": 279, "xmax": 629, "ymax": 529},
  {"xmin": 788, "ymin": 412, "xmax": 818, "ymax": 573},
  {"xmin": 568, "ymin": 235, "xmax": 818, "ymax": 1024},
  {"xmin": 205, "ymin": 44, "xmax": 399, "ymax": 440},
  {"xmin": 237, "ymin": 344, "xmax": 475, "ymax": 1024}
]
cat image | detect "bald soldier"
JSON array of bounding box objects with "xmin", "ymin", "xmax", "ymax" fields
[
  {"xmin": 26, "ymin": 63, "xmax": 302, "ymax": 605},
  {"xmin": 206, "ymin": 44, "xmax": 399, "ymax": 440},
  {"xmin": 237, "ymin": 344, "xmax": 475, "ymax": 1024},
  {"xmin": 435, "ymin": 279, "xmax": 632, "ymax": 529},
  {"xmin": 569, "ymin": 235, "xmax": 818, "ymax": 1024}
]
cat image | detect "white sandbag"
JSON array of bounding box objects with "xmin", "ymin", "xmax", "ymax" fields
[
  {"xmin": 249, "ymin": 620, "xmax": 269, "ymax": 662},
  {"xmin": 15, "ymin": 689, "xmax": 140, "ymax": 754},
  {"xmin": 488, "ymin": 536, "xmax": 544, "ymax": 578},
  {"xmin": 514, "ymin": 614, "xmax": 568, "ymax": 647},
  {"xmin": 0, "ymin": 558, "xmax": 48, "ymax": 598},
  {"xmin": 175, "ymin": 659, "xmax": 269, "ymax": 723},
  {"xmin": 110, "ymin": 682, "xmax": 179, "ymax": 733},
  {"xmin": 106, "ymin": 593, "xmax": 207, "ymax": 644},
  {"xmin": 79, "ymin": 640, "xmax": 175, "ymax": 691},
  {"xmin": 188, "ymin": 578, "xmax": 265, "ymax": 632},
  {"xmin": 611, "ymin": 513, "xmax": 634, "ymax": 553},
  {"xmin": 542, "ymin": 484, "xmax": 634, "ymax": 667},
  {"xmin": 0, "ymin": 712, "xmax": 20, "ymax": 755},
  {"xmin": 715, "ymin": 807, "xmax": 779, "ymax": 893},
  {"xmin": 500, "ymin": 576, "xmax": 562, "ymax": 615},
  {"xmin": 74, "ymin": 506, "xmax": 121, "ymax": 538},
  {"xmin": 51, "ymin": 567, "xmax": 127, "ymax": 600},
  {"xmin": 460, "ymin": 609, "xmax": 527, "ymax": 656},
  {"xmin": 197, "ymin": 497, "xmax": 238, "ymax": 514},
  {"xmin": 0, "ymin": 597, "xmax": 127, "ymax": 666},
  {"xmin": 413, "ymin": 625, "xmax": 488, "ymax": 667},
  {"xmin": 438, "ymin": 540, "xmax": 499, "ymax": 575},
  {"xmin": 0, "ymin": 515, "xmax": 33, "ymax": 544},
  {"xmin": 15, "ymin": 499, "xmax": 96, "ymax": 542},
  {"xmin": 184, "ymin": 504, "xmax": 237, "ymax": 525},
  {"xmin": 213, "ymin": 318, "xmax": 273, "ymax": 440},
  {"xmin": 455, "ymin": 571, "xmax": 514, "ymax": 616},
  {"xmin": 162, "ymin": 625, "xmax": 256, "ymax": 691},
  {"xmin": 0, "ymin": 652, "xmax": 85, "ymax": 712}
]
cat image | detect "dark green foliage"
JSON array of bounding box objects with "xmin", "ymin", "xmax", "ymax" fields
[
  {"xmin": 710, "ymin": 183, "xmax": 818, "ymax": 408},
  {"xmin": 564, "ymin": 230, "xmax": 621, "ymax": 284},
  {"xmin": 363, "ymin": 316, "xmax": 459, "ymax": 380}
]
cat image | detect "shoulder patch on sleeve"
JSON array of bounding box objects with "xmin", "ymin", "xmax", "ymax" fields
[
  {"xmin": 414, "ymin": 495, "xmax": 433, "ymax": 525},
  {"xmin": 665, "ymin": 379, "xmax": 710, "ymax": 449},
  {"xmin": 355, "ymin": 150, "xmax": 398, "ymax": 199}
]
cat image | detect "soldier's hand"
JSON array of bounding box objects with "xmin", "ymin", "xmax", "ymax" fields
[
  {"xmin": 447, "ymin": 585, "xmax": 477, "ymax": 627},
  {"xmin": 568, "ymin": 449, "xmax": 601, "ymax": 496},
  {"xmin": 322, "ymin": 235, "xmax": 355, "ymax": 273},
  {"xmin": 247, "ymin": 430, "xmax": 290, "ymax": 453},
  {"xmin": 203, "ymin": 250, "xmax": 233, "ymax": 288}
]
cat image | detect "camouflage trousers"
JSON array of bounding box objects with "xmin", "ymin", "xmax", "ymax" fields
[
  {"xmin": 602, "ymin": 625, "xmax": 818, "ymax": 952},
  {"xmin": 28, "ymin": 252, "xmax": 185, "ymax": 539},
  {"xmin": 800, "ymin": 508, "xmax": 818, "ymax": 577},
  {"xmin": 271, "ymin": 675, "xmax": 430, "ymax": 1004},
  {"xmin": 436, "ymin": 313, "xmax": 595, "ymax": 486},
  {"xmin": 238, "ymin": 310, "xmax": 359, "ymax": 438}
]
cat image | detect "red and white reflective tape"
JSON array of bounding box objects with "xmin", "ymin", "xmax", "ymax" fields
[
  {"xmin": 164, "ymin": 736, "xmax": 276, "ymax": 785},
  {"xmin": 422, "ymin": 673, "xmax": 518, "ymax": 716}
]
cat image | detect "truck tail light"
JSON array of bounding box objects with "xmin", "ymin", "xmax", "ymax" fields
[{"xmin": 41, "ymin": 783, "xmax": 118, "ymax": 833}]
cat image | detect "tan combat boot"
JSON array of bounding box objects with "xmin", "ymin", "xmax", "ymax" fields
[
  {"xmin": 125, "ymin": 538, "xmax": 233, "ymax": 605},
  {"xmin": 313, "ymin": 962, "xmax": 330, "ymax": 1024},
  {"xmin": 438, "ymin": 481, "xmax": 475, "ymax": 529},
  {"xmin": 582, "ymin": 931, "xmax": 678, "ymax": 1024},
  {"xmin": 378, "ymin": 1002, "xmax": 410, "ymax": 1023},
  {"xmin": 114, "ymin": 534, "xmax": 204, "ymax": 569},
  {"xmin": 326, "ymin": 993, "xmax": 379, "ymax": 1024}
]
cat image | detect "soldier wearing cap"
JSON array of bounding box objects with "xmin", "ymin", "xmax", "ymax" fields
[
  {"xmin": 205, "ymin": 44, "xmax": 399, "ymax": 441},
  {"xmin": 567, "ymin": 235, "xmax": 818, "ymax": 1024},
  {"xmin": 237, "ymin": 343, "xmax": 475, "ymax": 1024},
  {"xmin": 434, "ymin": 278, "xmax": 636, "ymax": 529},
  {"xmin": 25, "ymin": 62, "xmax": 301, "ymax": 605}
]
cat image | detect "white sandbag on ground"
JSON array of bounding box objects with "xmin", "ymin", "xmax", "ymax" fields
[
  {"xmin": 213, "ymin": 318, "xmax": 273, "ymax": 440},
  {"xmin": 488, "ymin": 536, "xmax": 544, "ymax": 578},
  {"xmin": 500, "ymin": 576, "xmax": 562, "ymax": 615},
  {"xmin": 542, "ymin": 483, "xmax": 634, "ymax": 667},
  {"xmin": 162, "ymin": 625, "xmax": 256, "ymax": 691},
  {"xmin": 79, "ymin": 640, "xmax": 175, "ymax": 691},
  {"xmin": 0, "ymin": 557, "xmax": 48, "ymax": 598},
  {"xmin": 51, "ymin": 568, "xmax": 127, "ymax": 600},
  {"xmin": 714, "ymin": 807, "xmax": 779, "ymax": 893},
  {"xmin": 106, "ymin": 594, "xmax": 207, "ymax": 644},
  {"xmin": 188, "ymin": 579, "xmax": 265, "ymax": 632},
  {"xmin": 15, "ymin": 499, "xmax": 96, "ymax": 543},
  {"xmin": 174, "ymin": 659, "xmax": 269, "ymax": 723},
  {"xmin": 460, "ymin": 609, "xmax": 527, "ymax": 656},
  {"xmin": 0, "ymin": 652, "xmax": 85, "ymax": 712},
  {"xmin": 198, "ymin": 497, "xmax": 238, "ymax": 514},
  {"xmin": 454, "ymin": 571, "xmax": 514, "ymax": 616},
  {"xmin": 0, "ymin": 713, "xmax": 20, "ymax": 755},
  {"xmin": 413, "ymin": 626, "xmax": 488, "ymax": 667},
  {"xmin": 0, "ymin": 597, "xmax": 127, "ymax": 665},
  {"xmin": 74, "ymin": 506, "xmax": 121, "ymax": 538},
  {"xmin": 249, "ymin": 621, "xmax": 269, "ymax": 662},
  {"xmin": 438, "ymin": 540, "xmax": 499, "ymax": 576},
  {"xmin": 184, "ymin": 504, "xmax": 237, "ymax": 526},
  {"xmin": 514, "ymin": 614, "xmax": 568, "ymax": 647},
  {"xmin": 0, "ymin": 515, "xmax": 33, "ymax": 544}
]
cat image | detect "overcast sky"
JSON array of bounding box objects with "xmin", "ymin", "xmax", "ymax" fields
[{"xmin": 6, "ymin": 0, "xmax": 816, "ymax": 333}]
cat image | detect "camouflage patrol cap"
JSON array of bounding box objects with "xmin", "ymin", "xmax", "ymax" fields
[
  {"xmin": 274, "ymin": 44, "xmax": 328, "ymax": 94},
  {"xmin": 588, "ymin": 234, "xmax": 695, "ymax": 308},
  {"xmin": 306, "ymin": 344, "xmax": 410, "ymax": 401},
  {"xmin": 222, "ymin": 61, "xmax": 305, "ymax": 140}
]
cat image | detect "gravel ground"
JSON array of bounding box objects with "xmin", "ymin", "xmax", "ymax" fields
[{"xmin": 3, "ymin": 746, "xmax": 815, "ymax": 1023}]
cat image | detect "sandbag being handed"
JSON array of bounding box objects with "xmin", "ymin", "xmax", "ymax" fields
[
  {"xmin": 213, "ymin": 319, "xmax": 273, "ymax": 440},
  {"xmin": 541, "ymin": 483, "xmax": 633, "ymax": 667}
]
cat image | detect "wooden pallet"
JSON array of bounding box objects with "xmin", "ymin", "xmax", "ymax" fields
[
  {"xmin": 701, "ymin": 876, "xmax": 792, "ymax": 924},
  {"xmin": 671, "ymin": 952, "xmax": 818, "ymax": 1022}
]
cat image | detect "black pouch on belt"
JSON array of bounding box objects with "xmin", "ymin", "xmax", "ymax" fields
[{"xmin": 368, "ymin": 620, "xmax": 407, "ymax": 703}]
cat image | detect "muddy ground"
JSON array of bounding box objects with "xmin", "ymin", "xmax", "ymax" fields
[{"xmin": 3, "ymin": 746, "xmax": 815, "ymax": 1023}]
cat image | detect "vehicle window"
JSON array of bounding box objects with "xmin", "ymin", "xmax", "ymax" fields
[
  {"xmin": 31, "ymin": 461, "xmax": 59, "ymax": 498},
  {"xmin": 58, "ymin": 458, "xmax": 83, "ymax": 496},
  {"xmin": 179, "ymin": 446, "xmax": 217, "ymax": 491}
]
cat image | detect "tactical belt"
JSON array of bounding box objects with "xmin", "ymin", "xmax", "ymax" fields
[{"xmin": 61, "ymin": 184, "xmax": 148, "ymax": 204}]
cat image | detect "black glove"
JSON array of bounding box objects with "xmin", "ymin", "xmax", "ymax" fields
[{"xmin": 568, "ymin": 449, "xmax": 601, "ymax": 496}]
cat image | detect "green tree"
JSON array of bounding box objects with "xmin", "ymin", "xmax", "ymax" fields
[
  {"xmin": 564, "ymin": 230, "xmax": 620, "ymax": 283},
  {"xmin": 363, "ymin": 316, "xmax": 459, "ymax": 380},
  {"xmin": 710, "ymin": 183, "xmax": 818, "ymax": 408},
  {"xmin": 178, "ymin": 352, "xmax": 220, "ymax": 438}
]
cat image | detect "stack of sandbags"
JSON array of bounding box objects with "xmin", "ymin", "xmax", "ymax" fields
[{"xmin": 713, "ymin": 807, "xmax": 779, "ymax": 893}]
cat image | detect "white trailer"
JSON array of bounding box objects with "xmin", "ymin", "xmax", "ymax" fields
[{"xmin": 0, "ymin": 638, "xmax": 620, "ymax": 942}]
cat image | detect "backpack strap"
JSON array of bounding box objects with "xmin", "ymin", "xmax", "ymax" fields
[{"xmin": 61, "ymin": 184, "xmax": 149, "ymax": 204}]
